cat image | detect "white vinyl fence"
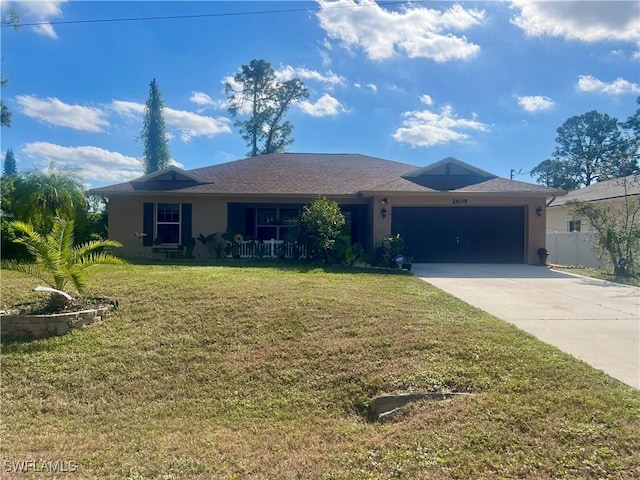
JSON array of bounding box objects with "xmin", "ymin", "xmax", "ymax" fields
[{"xmin": 545, "ymin": 232, "xmax": 606, "ymax": 268}]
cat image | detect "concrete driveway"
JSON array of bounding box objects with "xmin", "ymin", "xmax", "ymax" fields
[{"xmin": 411, "ymin": 264, "xmax": 640, "ymax": 389}]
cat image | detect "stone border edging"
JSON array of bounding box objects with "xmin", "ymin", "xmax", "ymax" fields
[{"xmin": 1, "ymin": 306, "xmax": 109, "ymax": 341}]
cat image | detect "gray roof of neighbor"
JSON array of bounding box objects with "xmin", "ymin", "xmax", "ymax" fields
[
  {"xmin": 549, "ymin": 175, "xmax": 640, "ymax": 207},
  {"xmin": 90, "ymin": 152, "xmax": 564, "ymax": 197}
]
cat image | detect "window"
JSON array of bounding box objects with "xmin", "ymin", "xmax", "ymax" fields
[
  {"xmin": 568, "ymin": 220, "xmax": 581, "ymax": 232},
  {"xmin": 256, "ymin": 207, "xmax": 300, "ymax": 241},
  {"xmin": 157, "ymin": 203, "xmax": 180, "ymax": 244}
]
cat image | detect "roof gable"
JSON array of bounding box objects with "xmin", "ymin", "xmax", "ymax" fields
[
  {"xmin": 402, "ymin": 157, "xmax": 497, "ymax": 191},
  {"xmin": 129, "ymin": 166, "xmax": 211, "ymax": 191},
  {"xmin": 133, "ymin": 166, "xmax": 210, "ymax": 184}
]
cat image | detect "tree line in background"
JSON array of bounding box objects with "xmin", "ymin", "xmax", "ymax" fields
[
  {"xmin": 140, "ymin": 58, "xmax": 308, "ymax": 173},
  {"xmin": 530, "ymin": 98, "xmax": 640, "ymax": 190}
]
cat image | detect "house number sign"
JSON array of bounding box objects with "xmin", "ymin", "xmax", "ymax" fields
[{"xmin": 451, "ymin": 198, "xmax": 469, "ymax": 205}]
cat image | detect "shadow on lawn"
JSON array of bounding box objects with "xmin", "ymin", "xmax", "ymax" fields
[{"xmin": 127, "ymin": 258, "xmax": 411, "ymax": 276}]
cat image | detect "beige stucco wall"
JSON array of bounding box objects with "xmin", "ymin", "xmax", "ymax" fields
[
  {"xmin": 108, "ymin": 195, "xmax": 228, "ymax": 259},
  {"xmin": 547, "ymin": 198, "xmax": 628, "ymax": 234},
  {"xmin": 370, "ymin": 194, "xmax": 547, "ymax": 264},
  {"xmin": 109, "ymin": 193, "xmax": 548, "ymax": 264},
  {"xmin": 108, "ymin": 194, "xmax": 370, "ymax": 260}
]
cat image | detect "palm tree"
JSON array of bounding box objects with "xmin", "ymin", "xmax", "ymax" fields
[
  {"xmin": 2, "ymin": 218, "xmax": 124, "ymax": 296},
  {"xmin": 12, "ymin": 163, "xmax": 87, "ymax": 233}
]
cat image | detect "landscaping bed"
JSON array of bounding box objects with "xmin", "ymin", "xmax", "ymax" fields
[{"xmin": 1, "ymin": 297, "xmax": 116, "ymax": 341}]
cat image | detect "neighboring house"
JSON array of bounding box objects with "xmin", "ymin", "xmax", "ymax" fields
[
  {"xmin": 547, "ymin": 175, "xmax": 640, "ymax": 233},
  {"xmin": 90, "ymin": 153, "xmax": 563, "ymax": 264},
  {"xmin": 546, "ymin": 175, "xmax": 640, "ymax": 267}
]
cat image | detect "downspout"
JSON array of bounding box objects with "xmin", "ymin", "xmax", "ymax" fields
[{"xmin": 546, "ymin": 195, "xmax": 556, "ymax": 207}]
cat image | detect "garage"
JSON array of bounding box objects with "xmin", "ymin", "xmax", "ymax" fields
[{"xmin": 392, "ymin": 206, "xmax": 526, "ymax": 263}]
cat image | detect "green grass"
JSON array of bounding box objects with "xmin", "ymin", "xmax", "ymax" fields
[
  {"xmin": 2, "ymin": 263, "xmax": 639, "ymax": 479},
  {"xmin": 553, "ymin": 266, "xmax": 640, "ymax": 287}
]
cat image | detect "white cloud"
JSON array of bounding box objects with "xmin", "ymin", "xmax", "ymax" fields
[
  {"xmin": 354, "ymin": 82, "xmax": 378, "ymax": 92},
  {"xmin": 517, "ymin": 95, "xmax": 554, "ymax": 112},
  {"xmin": 189, "ymin": 91, "xmax": 228, "ymax": 111},
  {"xmin": 111, "ymin": 100, "xmax": 145, "ymax": 118},
  {"xmin": 320, "ymin": 48, "xmax": 332, "ymax": 67},
  {"xmin": 510, "ymin": 0, "xmax": 639, "ymax": 43},
  {"xmin": 16, "ymin": 95, "xmax": 109, "ymax": 132},
  {"xmin": 393, "ymin": 103, "xmax": 488, "ymax": 147},
  {"xmin": 316, "ymin": 0, "xmax": 484, "ymax": 61},
  {"xmin": 163, "ymin": 108, "xmax": 231, "ymax": 142},
  {"xmin": 298, "ymin": 94, "xmax": 348, "ymax": 117},
  {"xmin": 110, "ymin": 100, "xmax": 231, "ymax": 142},
  {"xmin": 577, "ymin": 75, "xmax": 640, "ymax": 95},
  {"xmin": 22, "ymin": 142, "xmax": 143, "ymax": 185},
  {"xmin": 190, "ymin": 91, "xmax": 216, "ymax": 107},
  {"xmin": 420, "ymin": 94, "xmax": 434, "ymax": 106},
  {"xmin": 275, "ymin": 65, "xmax": 346, "ymax": 86},
  {"xmin": 9, "ymin": 1, "xmax": 67, "ymax": 39}
]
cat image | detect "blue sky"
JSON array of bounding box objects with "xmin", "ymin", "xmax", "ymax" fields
[{"xmin": 1, "ymin": 0, "xmax": 638, "ymax": 188}]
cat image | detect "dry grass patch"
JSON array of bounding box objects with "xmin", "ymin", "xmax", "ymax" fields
[{"xmin": 1, "ymin": 263, "xmax": 639, "ymax": 479}]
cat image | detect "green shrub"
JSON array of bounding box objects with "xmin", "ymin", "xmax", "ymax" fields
[
  {"xmin": 301, "ymin": 197, "xmax": 345, "ymax": 261},
  {"xmin": 368, "ymin": 234, "xmax": 406, "ymax": 267}
]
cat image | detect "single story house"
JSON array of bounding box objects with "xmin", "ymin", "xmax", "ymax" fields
[
  {"xmin": 547, "ymin": 174, "xmax": 640, "ymax": 233},
  {"xmin": 90, "ymin": 153, "xmax": 564, "ymax": 264}
]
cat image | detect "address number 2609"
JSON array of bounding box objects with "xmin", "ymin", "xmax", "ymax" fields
[{"xmin": 451, "ymin": 198, "xmax": 468, "ymax": 205}]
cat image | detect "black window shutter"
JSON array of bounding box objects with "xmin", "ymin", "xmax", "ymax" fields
[
  {"xmin": 181, "ymin": 203, "xmax": 192, "ymax": 244},
  {"xmin": 143, "ymin": 203, "xmax": 154, "ymax": 246},
  {"xmin": 245, "ymin": 207, "xmax": 255, "ymax": 237}
]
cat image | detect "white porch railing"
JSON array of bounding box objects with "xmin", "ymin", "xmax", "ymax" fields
[{"xmin": 227, "ymin": 240, "xmax": 306, "ymax": 259}]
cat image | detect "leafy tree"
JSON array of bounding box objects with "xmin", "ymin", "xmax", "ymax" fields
[
  {"xmin": 12, "ymin": 163, "xmax": 87, "ymax": 233},
  {"xmin": 1, "ymin": 11, "xmax": 19, "ymax": 127},
  {"xmin": 3, "ymin": 147, "xmax": 16, "ymax": 176},
  {"xmin": 1, "ymin": 72, "xmax": 11, "ymax": 128},
  {"xmin": 568, "ymin": 176, "xmax": 640, "ymax": 276},
  {"xmin": 300, "ymin": 197, "xmax": 345, "ymax": 261},
  {"xmin": 140, "ymin": 78, "xmax": 171, "ymax": 174},
  {"xmin": 623, "ymin": 97, "xmax": 640, "ymax": 138},
  {"xmin": 2, "ymin": 218, "xmax": 124, "ymax": 295},
  {"xmin": 0, "ymin": 100, "xmax": 10, "ymax": 127},
  {"xmin": 530, "ymin": 159, "xmax": 579, "ymax": 191},
  {"xmin": 532, "ymin": 110, "xmax": 638, "ymax": 189},
  {"xmin": 1, "ymin": 9, "xmax": 20, "ymax": 27},
  {"xmin": 225, "ymin": 59, "xmax": 308, "ymax": 157}
]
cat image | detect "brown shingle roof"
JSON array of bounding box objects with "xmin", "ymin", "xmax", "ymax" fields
[
  {"xmin": 90, "ymin": 152, "xmax": 563, "ymax": 197},
  {"xmin": 549, "ymin": 175, "xmax": 640, "ymax": 207}
]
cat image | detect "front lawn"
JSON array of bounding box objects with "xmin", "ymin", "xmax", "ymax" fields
[
  {"xmin": 2, "ymin": 263, "xmax": 638, "ymax": 479},
  {"xmin": 552, "ymin": 266, "xmax": 640, "ymax": 288}
]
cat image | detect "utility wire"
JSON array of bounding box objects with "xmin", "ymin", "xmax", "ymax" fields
[{"xmin": 1, "ymin": 1, "xmax": 427, "ymax": 29}]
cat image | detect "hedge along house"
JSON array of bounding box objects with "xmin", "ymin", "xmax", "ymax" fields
[{"xmin": 90, "ymin": 153, "xmax": 564, "ymax": 263}]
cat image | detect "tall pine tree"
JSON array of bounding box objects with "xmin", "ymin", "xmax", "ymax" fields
[
  {"xmin": 140, "ymin": 78, "xmax": 171, "ymax": 174},
  {"xmin": 225, "ymin": 59, "xmax": 308, "ymax": 157},
  {"xmin": 3, "ymin": 148, "xmax": 16, "ymax": 176}
]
